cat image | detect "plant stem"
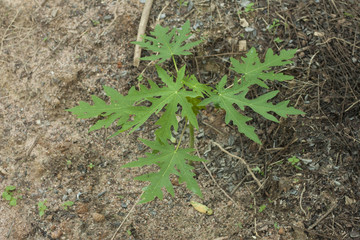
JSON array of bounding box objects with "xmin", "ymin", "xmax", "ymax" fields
[
  {"xmin": 175, "ymin": 120, "xmax": 187, "ymax": 151},
  {"xmin": 172, "ymin": 55, "xmax": 178, "ymax": 72},
  {"xmin": 189, "ymin": 122, "xmax": 194, "ymax": 149}
]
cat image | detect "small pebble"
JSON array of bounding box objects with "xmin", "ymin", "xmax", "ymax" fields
[
  {"xmin": 92, "ymin": 212, "xmax": 105, "ymax": 222},
  {"xmin": 76, "ymin": 192, "xmax": 82, "ymax": 200},
  {"xmin": 119, "ymin": 70, "xmax": 127, "ymax": 77},
  {"xmin": 51, "ymin": 230, "xmax": 63, "ymax": 239},
  {"xmin": 104, "ymin": 15, "xmax": 113, "ymax": 21},
  {"xmin": 98, "ymin": 191, "xmax": 107, "ymax": 198},
  {"xmin": 333, "ymin": 180, "xmax": 341, "ymax": 186},
  {"xmin": 121, "ymin": 202, "xmax": 128, "ymax": 209},
  {"xmin": 240, "ymin": 0, "xmax": 251, "ymax": 7},
  {"xmin": 76, "ymin": 203, "xmax": 88, "ymax": 214},
  {"xmin": 62, "ymin": 195, "xmax": 68, "ymax": 201},
  {"xmin": 289, "ymin": 189, "xmax": 298, "ymax": 195}
]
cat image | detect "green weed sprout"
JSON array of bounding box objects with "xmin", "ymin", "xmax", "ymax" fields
[
  {"xmin": 67, "ymin": 20, "xmax": 304, "ymax": 203},
  {"xmin": 259, "ymin": 204, "xmax": 267, "ymax": 213},
  {"xmin": 2, "ymin": 186, "xmax": 21, "ymax": 206},
  {"xmin": 288, "ymin": 156, "xmax": 302, "ymax": 170},
  {"xmin": 88, "ymin": 163, "xmax": 94, "ymax": 169},
  {"xmin": 38, "ymin": 200, "xmax": 47, "ymax": 217},
  {"xmin": 62, "ymin": 201, "xmax": 74, "ymax": 210}
]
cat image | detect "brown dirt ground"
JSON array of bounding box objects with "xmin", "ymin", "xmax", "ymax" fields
[{"xmin": 0, "ymin": 0, "xmax": 359, "ymax": 239}]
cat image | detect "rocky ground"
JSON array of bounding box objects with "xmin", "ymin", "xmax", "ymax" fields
[{"xmin": 0, "ymin": 0, "xmax": 359, "ymax": 239}]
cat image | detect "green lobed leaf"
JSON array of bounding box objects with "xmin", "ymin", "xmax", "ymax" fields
[
  {"xmin": 230, "ymin": 47, "xmax": 297, "ymax": 89},
  {"xmin": 200, "ymin": 76, "xmax": 260, "ymax": 143},
  {"xmin": 66, "ymin": 85, "xmax": 137, "ymax": 133},
  {"xmin": 67, "ymin": 64, "xmax": 203, "ymax": 143},
  {"xmin": 122, "ymin": 139, "xmax": 206, "ymax": 203},
  {"xmin": 132, "ymin": 20, "xmax": 202, "ymax": 63},
  {"xmin": 117, "ymin": 65, "xmax": 202, "ymax": 143},
  {"xmin": 200, "ymin": 48, "xmax": 304, "ymax": 144},
  {"xmin": 182, "ymin": 74, "xmax": 213, "ymax": 97}
]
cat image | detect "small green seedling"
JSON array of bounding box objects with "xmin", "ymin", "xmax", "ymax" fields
[
  {"xmin": 244, "ymin": 2, "xmax": 255, "ymax": 12},
  {"xmin": 67, "ymin": 21, "xmax": 304, "ymax": 203},
  {"xmin": 137, "ymin": 74, "xmax": 144, "ymax": 82},
  {"xmin": 62, "ymin": 201, "xmax": 74, "ymax": 210},
  {"xmin": 252, "ymin": 166, "xmax": 264, "ymax": 176},
  {"xmin": 38, "ymin": 200, "xmax": 47, "ymax": 217},
  {"xmin": 66, "ymin": 160, "xmax": 72, "ymax": 166},
  {"xmin": 88, "ymin": 163, "xmax": 95, "ymax": 169},
  {"xmin": 344, "ymin": 12, "xmax": 354, "ymax": 18},
  {"xmin": 288, "ymin": 156, "xmax": 302, "ymax": 170},
  {"xmin": 2, "ymin": 186, "xmax": 21, "ymax": 206},
  {"xmin": 238, "ymin": 2, "xmax": 255, "ymax": 15},
  {"xmin": 274, "ymin": 222, "xmax": 280, "ymax": 230},
  {"xmin": 178, "ymin": 0, "xmax": 188, "ymax": 7},
  {"xmin": 259, "ymin": 204, "xmax": 267, "ymax": 213},
  {"xmin": 268, "ymin": 19, "xmax": 280, "ymax": 32},
  {"xmin": 274, "ymin": 37, "xmax": 283, "ymax": 43},
  {"xmin": 91, "ymin": 19, "xmax": 100, "ymax": 26}
]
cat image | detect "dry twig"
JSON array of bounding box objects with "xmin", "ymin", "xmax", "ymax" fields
[
  {"xmin": 212, "ymin": 141, "xmax": 262, "ymax": 189},
  {"xmin": 0, "ymin": 10, "xmax": 20, "ymax": 52},
  {"xmin": 194, "ymin": 146, "xmax": 237, "ymax": 205},
  {"xmin": 299, "ymin": 183, "xmax": 307, "ymax": 216},
  {"xmin": 308, "ymin": 201, "xmax": 337, "ymax": 230},
  {"xmin": 111, "ymin": 193, "xmax": 143, "ymax": 240},
  {"xmin": 133, "ymin": 0, "xmax": 154, "ymax": 67},
  {"xmin": 26, "ymin": 135, "xmax": 40, "ymax": 157}
]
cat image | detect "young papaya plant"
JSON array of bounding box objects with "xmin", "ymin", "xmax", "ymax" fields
[{"xmin": 67, "ymin": 20, "xmax": 304, "ymax": 203}]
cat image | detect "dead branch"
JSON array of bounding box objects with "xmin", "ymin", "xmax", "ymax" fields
[{"xmin": 133, "ymin": 0, "xmax": 154, "ymax": 67}]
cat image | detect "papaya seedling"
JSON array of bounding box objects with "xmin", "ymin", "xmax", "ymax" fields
[{"xmin": 67, "ymin": 20, "xmax": 304, "ymax": 203}]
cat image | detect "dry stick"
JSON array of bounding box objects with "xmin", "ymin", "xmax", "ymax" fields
[
  {"xmin": 317, "ymin": 37, "xmax": 360, "ymax": 49},
  {"xmin": 230, "ymin": 174, "xmax": 249, "ymax": 195},
  {"xmin": 345, "ymin": 99, "xmax": 360, "ymax": 112},
  {"xmin": 308, "ymin": 201, "xmax": 337, "ymax": 230},
  {"xmin": 352, "ymin": 28, "xmax": 357, "ymax": 55},
  {"xmin": 194, "ymin": 147, "xmax": 237, "ymax": 205},
  {"xmin": 253, "ymin": 197, "xmax": 259, "ymax": 237},
  {"xmin": 111, "ymin": 193, "xmax": 143, "ymax": 240},
  {"xmin": 6, "ymin": 220, "xmax": 15, "ymax": 238},
  {"xmin": 202, "ymin": 121, "xmax": 224, "ymax": 135},
  {"xmin": 0, "ymin": 10, "xmax": 20, "ymax": 52},
  {"xmin": 299, "ymin": 183, "xmax": 307, "ymax": 217},
  {"xmin": 154, "ymin": 1, "xmax": 170, "ymax": 26},
  {"xmin": 26, "ymin": 135, "xmax": 40, "ymax": 157},
  {"xmin": 134, "ymin": 1, "xmax": 169, "ymax": 88},
  {"xmin": 212, "ymin": 141, "xmax": 262, "ymax": 189},
  {"xmin": 133, "ymin": 0, "xmax": 154, "ymax": 67},
  {"xmin": 98, "ymin": 1, "xmax": 120, "ymax": 38}
]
